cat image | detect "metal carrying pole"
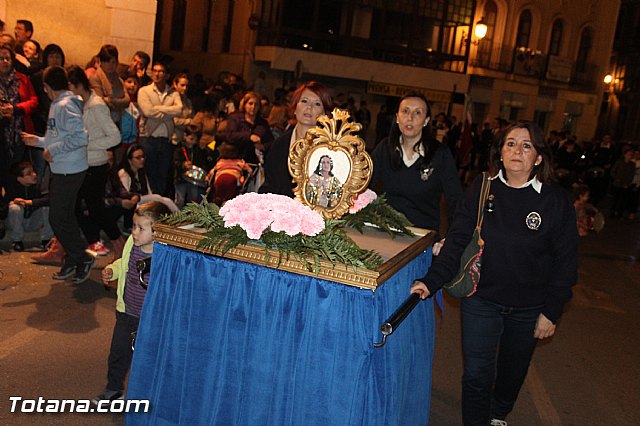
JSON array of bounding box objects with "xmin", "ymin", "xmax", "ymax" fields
[{"xmin": 373, "ymin": 292, "xmax": 421, "ymax": 348}]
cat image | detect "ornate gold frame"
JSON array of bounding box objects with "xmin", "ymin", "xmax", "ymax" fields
[{"xmin": 288, "ymin": 108, "xmax": 373, "ymax": 219}]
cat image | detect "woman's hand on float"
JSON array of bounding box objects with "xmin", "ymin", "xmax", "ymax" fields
[
  {"xmin": 534, "ymin": 313, "xmax": 556, "ymax": 339},
  {"xmin": 410, "ymin": 280, "xmax": 431, "ymax": 299},
  {"xmin": 433, "ymin": 238, "xmax": 445, "ymax": 256}
]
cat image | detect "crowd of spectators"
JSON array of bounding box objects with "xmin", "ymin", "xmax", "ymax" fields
[{"xmin": 1, "ymin": 17, "xmax": 638, "ymax": 263}]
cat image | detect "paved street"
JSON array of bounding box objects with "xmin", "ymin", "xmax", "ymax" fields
[
  {"xmin": 430, "ymin": 217, "xmax": 640, "ymax": 425},
  {"xmin": 1, "ymin": 216, "xmax": 639, "ymax": 425}
]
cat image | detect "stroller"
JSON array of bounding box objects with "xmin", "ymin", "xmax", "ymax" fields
[{"xmin": 205, "ymin": 162, "xmax": 260, "ymax": 205}]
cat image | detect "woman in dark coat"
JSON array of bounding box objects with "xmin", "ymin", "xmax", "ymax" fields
[
  {"xmin": 259, "ymin": 81, "xmax": 332, "ymax": 196},
  {"xmin": 222, "ymin": 91, "xmax": 273, "ymax": 165}
]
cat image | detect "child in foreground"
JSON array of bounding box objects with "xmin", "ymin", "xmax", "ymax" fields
[{"xmin": 92, "ymin": 201, "xmax": 171, "ymax": 404}]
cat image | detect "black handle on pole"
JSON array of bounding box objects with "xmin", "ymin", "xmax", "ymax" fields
[
  {"xmin": 373, "ymin": 292, "xmax": 421, "ymax": 348},
  {"xmin": 136, "ymin": 257, "xmax": 152, "ymax": 289}
]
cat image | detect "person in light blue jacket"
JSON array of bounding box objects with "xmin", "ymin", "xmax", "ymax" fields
[{"xmin": 22, "ymin": 66, "xmax": 96, "ymax": 284}]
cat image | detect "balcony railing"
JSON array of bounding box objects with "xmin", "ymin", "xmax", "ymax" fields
[
  {"xmin": 256, "ymin": 27, "xmax": 469, "ymax": 73},
  {"xmin": 470, "ymin": 41, "xmax": 601, "ymax": 92},
  {"xmin": 256, "ymin": 26, "xmax": 602, "ymax": 92}
]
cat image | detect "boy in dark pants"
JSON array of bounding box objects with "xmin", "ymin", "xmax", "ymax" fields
[
  {"xmin": 92, "ymin": 202, "xmax": 171, "ymax": 404},
  {"xmin": 22, "ymin": 66, "xmax": 95, "ymax": 284}
]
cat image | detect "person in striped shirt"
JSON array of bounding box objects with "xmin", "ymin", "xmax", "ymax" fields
[{"xmin": 92, "ymin": 201, "xmax": 171, "ymax": 405}]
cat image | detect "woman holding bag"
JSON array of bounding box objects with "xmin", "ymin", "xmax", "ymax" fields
[{"xmin": 411, "ymin": 121, "xmax": 578, "ymax": 426}]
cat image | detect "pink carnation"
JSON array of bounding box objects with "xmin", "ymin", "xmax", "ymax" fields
[
  {"xmin": 219, "ymin": 193, "xmax": 325, "ymax": 239},
  {"xmin": 349, "ymin": 189, "xmax": 377, "ymax": 213}
]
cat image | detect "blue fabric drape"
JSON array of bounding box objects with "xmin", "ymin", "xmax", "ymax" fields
[{"xmin": 126, "ymin": 243, "xmax": 434, "ymax": 425}]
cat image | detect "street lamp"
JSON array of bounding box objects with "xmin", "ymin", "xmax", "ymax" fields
[
  {"xmin": 603, "ymin": 73, "xmax": 619, "ymax": 134},
  {"xmin": 474, "ymin": 18, "xmax": 488, "ymax": 40},
  {"xmin": 463, "ymin": 18, "xmax": 489, "ymax": 47}
]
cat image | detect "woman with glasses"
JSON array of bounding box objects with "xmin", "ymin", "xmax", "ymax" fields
[
  {"xmin": 117, "ymin": 144, "xmax": 177, "ymax": 230},
  {"xmin": 118, "ymin": 145, "xmax": 151, "ymax": 233},
  {"xmin": 137, "ymin": 61, "xmax": 182, "ymax": 196},
  {"xmin": 371, "ymin": 91, "xmax": 462, "ymax": 233}
]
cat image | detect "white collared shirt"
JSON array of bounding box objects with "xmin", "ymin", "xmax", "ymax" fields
[
  {"xmin": 399, "ymin": 136, "xmax": 425, "ymax": 167},
  {"xmin": 491, "ymin": 169, "xmax": 542, "ymax": 193}
]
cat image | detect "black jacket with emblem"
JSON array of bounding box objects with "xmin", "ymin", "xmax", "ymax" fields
[{"xmin": 420, "ymin": 174, "xmax": 578, "ymax": 323}]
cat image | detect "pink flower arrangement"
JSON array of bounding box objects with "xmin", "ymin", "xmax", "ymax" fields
[
  {"xmin": 219, "ymin": 193, "xmax": 325, "ymax": 240},
  {"xmin": 349, "ymin": 189, "xmax": 377, "ymax": 214}
]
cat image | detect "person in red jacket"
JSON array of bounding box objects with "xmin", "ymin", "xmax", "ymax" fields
[{"xmin": 0, "ymin": 44, "xmax": 38, "ymax": 198}]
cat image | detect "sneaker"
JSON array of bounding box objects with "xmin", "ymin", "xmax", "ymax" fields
[
  {"xmin": 491, "ymin": 419, "xmax": 508, "ymax": 426},
  {"xmin": 71, "ymin": 255, "xmax": 96, "ymax": 284},
  {"xmin": 40, "ymin": 239, "xmax": 51, "ymax": 250},
  {"xmin": 52, "ymin": 263, "xmax": 76, "ymax": 280},
  {"xmin": 91, "ymin": 388, "xmax": 124, "ymax": 407},
  {"xmin": 87, "ymin": 241, "xmax": 110, "ymax": 256},
  {"xmin": 32, "ymin": 238, "xmax": 65, "ymax": 265},
  {"xmin": 11, "ymin": 241, "xmax": 24, "ymax": 252}
]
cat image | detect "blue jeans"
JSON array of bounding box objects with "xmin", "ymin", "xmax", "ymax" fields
[
  {"xmin": 140, "ymin": 136, "xmax": 173, "ymax": 196},
  {"xmin": 461, "ymin": 296, "xmax": 542, "ymax": 425},
  {"xmin": 7, "ymin": 205, "xmax": 53, "ymax": 241}
]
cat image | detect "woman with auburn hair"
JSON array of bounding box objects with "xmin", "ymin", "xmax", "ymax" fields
[{"xmin": 260, "ymin": 81, "xmax": 332, "ymax": 196}]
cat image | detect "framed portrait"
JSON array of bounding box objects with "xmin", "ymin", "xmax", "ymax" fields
[{"xmin": 289, "ymin": 108, "xmax": 373, "ymax": 219}]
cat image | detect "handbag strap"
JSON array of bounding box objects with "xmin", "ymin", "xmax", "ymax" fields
[{"xmin": 475, "ymin": 172, "xmax": 492, "ymax": 232}]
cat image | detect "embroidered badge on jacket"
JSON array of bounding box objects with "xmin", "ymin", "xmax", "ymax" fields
[
  {"xmin": 525, "ymin": 212, "xmax": 542, "ymax": 230},
  {"xmin": 420, "ymin": 166, "xmax": 434, "ymax": 181}
]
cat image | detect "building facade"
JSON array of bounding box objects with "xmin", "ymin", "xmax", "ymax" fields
[
  {"xmin": 1, "ymin": 0, "xmax": 156, "ymax": 73},
  {"xmin": 154, "ymin": 0, "xmax": 620, "ymax": 144},
  {"xmin": 604, "ymin": 0, "xmax": 640, "ymax": 144},
  {"xmin": 469, "ymin": 0, "xmax": 620, "ymax": 142}
]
